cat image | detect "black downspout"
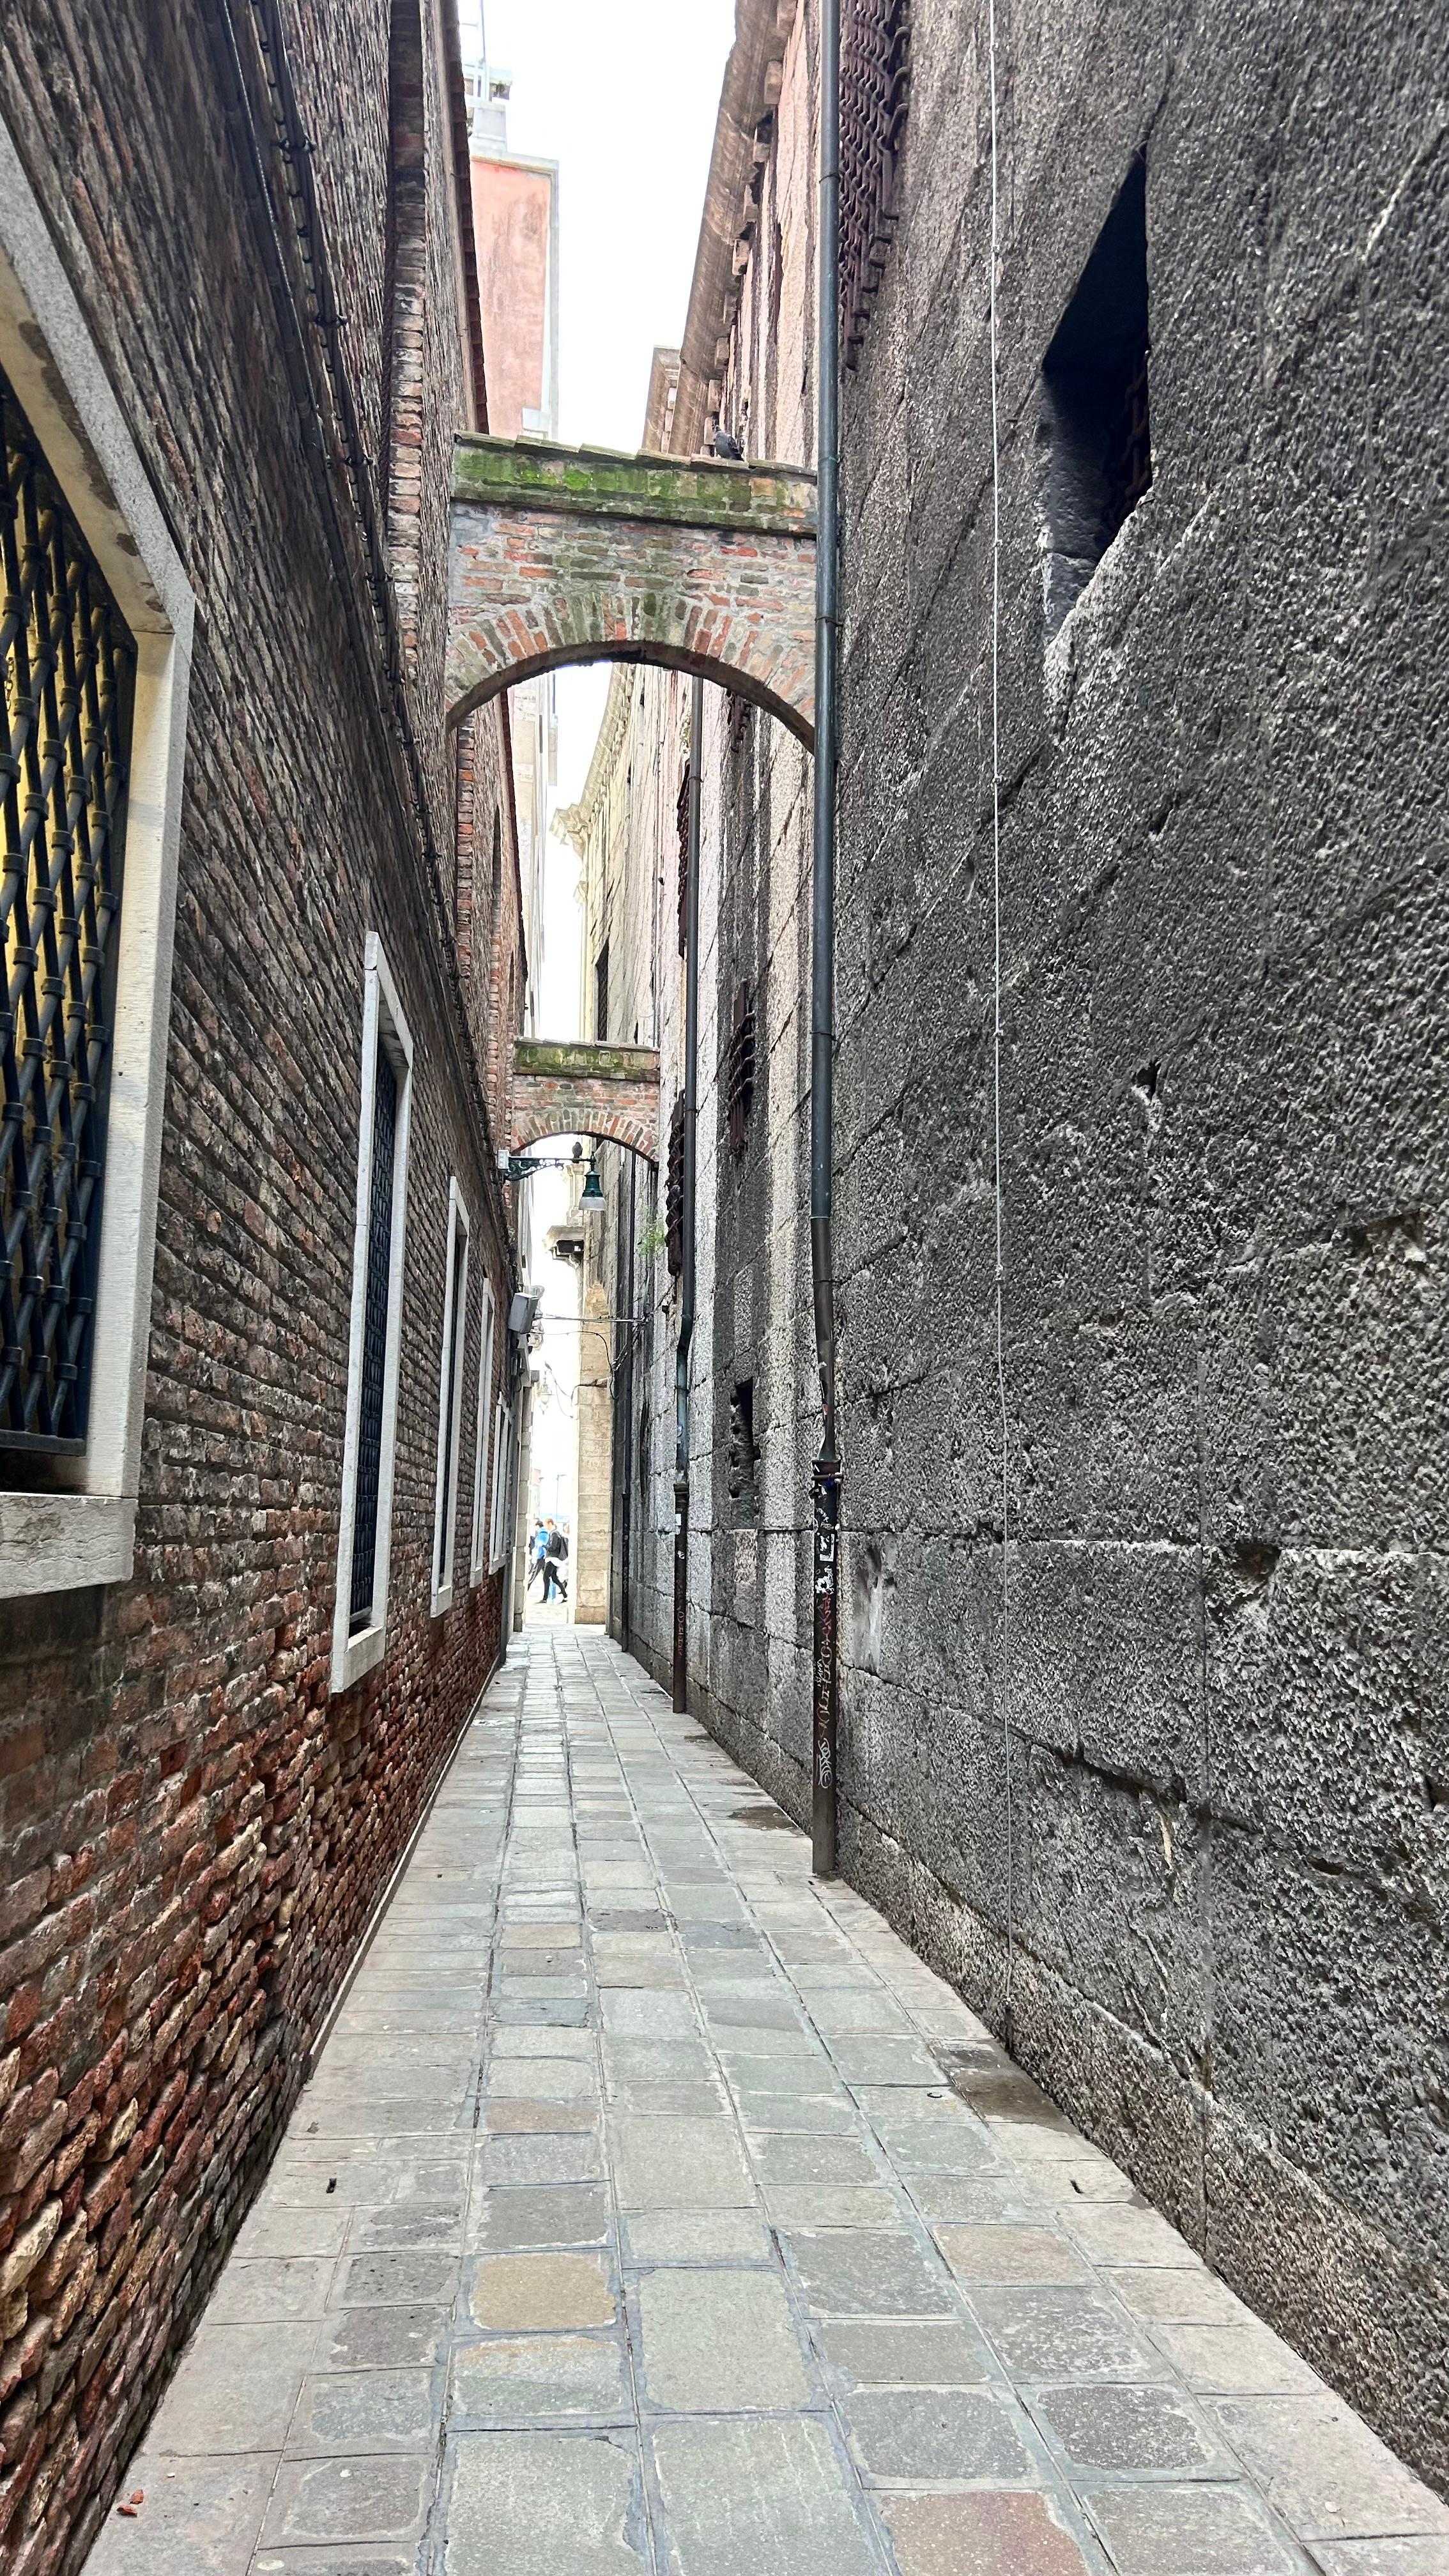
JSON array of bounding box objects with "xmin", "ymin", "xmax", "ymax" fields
[
  {"xmin": 673, "ymin": 680, "xmax": 704, "ymax": 1712},
  {"xmin": 811, "ymin": 0, "xmax": 843, "ymax": 1877}
]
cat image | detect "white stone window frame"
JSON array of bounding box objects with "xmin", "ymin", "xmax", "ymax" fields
[
  {"xmin": 431, "ymin": 1176, "xmax": 471, "ymax": 1616},
  {"xmin": 330, "ymin": 934, "xmax": 415, "ymax": 1695},
  {"xmin": 0, "ymin": 116, "xmax": 196, "ymax": 1600},
  {"xmin": 488, "ymin": 1390, "xmax": 514, "ymax": 1574},
  {"xmin": 468, "ymin": 1275, "xmax": 496, "ymax": 1586}
]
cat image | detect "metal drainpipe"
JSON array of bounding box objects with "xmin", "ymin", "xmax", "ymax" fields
[
  {"xmin": 673, "ymin": 680, "xmax": 704, "ymax": 1712},
  {"xmin": 811, "ymin": 0, "xmax": 843, "ymax": 1878}
]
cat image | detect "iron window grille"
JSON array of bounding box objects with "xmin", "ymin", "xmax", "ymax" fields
[
  {"xmin": 727, "ymin": 1379, "xmax": 760, "ymax": 1524},
  {"xmin": 349, "ymin": 1040, "xmax": 399, "ymax": 1629},
  {"xmin": 1, "ymin": 365, "xmax": 135, "ymax": 1464},
  {"xmin": 594, "ymin": 940, "xmax": 610, "ymax": 1043},
  {"xmin": 676, "ymin": 763, "xmax": 691, "ymax": 957},
  {"xmin": 726, "ymin": 691, "xmax": 752, "ymax": 758},
  {"xmin": 841, "ymin": 0, "xmax": 912, "ymax": 371},
  {"xmin": 666, "ymin": 1095, "xmax": 686, "ymax": 1279},
  {"xmin": 726, "ymin": 981, "xmax": 756, "ymax": 1158}
]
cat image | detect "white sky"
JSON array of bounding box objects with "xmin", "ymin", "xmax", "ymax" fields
[{"xmin": 463, "ymin": 0, "xmax": 735, "ymax": 809}]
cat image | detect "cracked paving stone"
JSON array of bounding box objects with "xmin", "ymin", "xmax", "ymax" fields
[
  {"xmin": 650, "ymin": 2417, "xmax": 880, "ymax": 2576},
  {"xmin": 259, "ymin": 2455, "xmax": 431, "ymax": 2547}
]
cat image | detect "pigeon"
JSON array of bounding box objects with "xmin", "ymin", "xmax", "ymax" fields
[{"xmin": 712, "ymin": 426, "xmax": 744, "ymax": 460}]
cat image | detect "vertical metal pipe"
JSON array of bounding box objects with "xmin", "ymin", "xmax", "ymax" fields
[
  {"xmin": 811, "ymin": 0, "xmax": 842, "ymax": 1878},
  {"xmin": 673, "ymin": 679, "xmax": 704, "ymax": 1712},
  {"xmin": 620, "ymin": 1148, "xmax": 638, "ymax": 1652}
]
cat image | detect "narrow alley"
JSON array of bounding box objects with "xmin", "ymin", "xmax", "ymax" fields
[{"xmin": 88, "ymin": 1632, "xmax": 1446, "ymax": 2576}]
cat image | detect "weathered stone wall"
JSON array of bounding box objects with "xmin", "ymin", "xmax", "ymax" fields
[
  {"xmin": 611, "ymin": 0, "xmax": 1449, "ymax": 2499},
  {"xmin": 0, "ymin": 2, "xmax": 522, "ymax": 2564}
]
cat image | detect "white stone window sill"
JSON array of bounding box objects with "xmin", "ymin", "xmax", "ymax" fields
[
  {"xmin": 432, "ymin": 1581, "xmax": 456, "ymax": 1619},
  {"xmin": 0, "ymin": 1492, "xmax": 138, "ymax": 1598},
  {"xmin": 333, "ymin": 1620, "xmax": 387, "ymax": 1694}
]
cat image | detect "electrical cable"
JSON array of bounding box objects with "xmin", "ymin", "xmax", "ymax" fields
[{"xmin": 988, "ymin": 0, "xmax": 1017, "ymax": 2040}]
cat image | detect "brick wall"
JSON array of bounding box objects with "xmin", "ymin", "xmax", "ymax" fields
[{"xmin": 0, "ymin": 1, "xmax": 523, "ymax": 2564}]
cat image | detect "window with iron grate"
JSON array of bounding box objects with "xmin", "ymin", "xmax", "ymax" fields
[
  {"xmin": 676, "ymin": 763, "xmax": 691, "ymax": 957},
  {"xmin": 727, "ymin": 1379, "xmax": 760, "ymax": 1524},
  {"xmin": 726, "ymin": 981, "xmax": 756, "ymax": 1158},
  {"xmin": 726, "ymin": 691, "xmax": 752, "ymax": 758},
  {"xmin": 666, "ymin": 1096, "xmax": 686, "ymax": 1278},
  {"xmin": 349, "ymin": 1040, "xmax": 399, "ymax": 1630},
  {"xmin": 841, "ymin": 0, "xmax": 912, "ymax": 371},
  {"xmin": 594, "ymin": 940, "xmax": 610, "ymax": 1043},
  {"xmin": 1, "ymin": 364, "xmax": 135, "ymax": 1471}
]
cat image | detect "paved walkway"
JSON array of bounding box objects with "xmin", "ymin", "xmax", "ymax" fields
[{"xmin": 89, "ymin": 1632, "xmax": 1448, "ymax": 2576}]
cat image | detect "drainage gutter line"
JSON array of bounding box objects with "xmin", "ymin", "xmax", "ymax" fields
[
  {"xmin": 811, "ymin": 0, "xmax": 843, "ymax": 1878},
  {"xmin": 673, "ymin": 678, "xmax": 704, "ymax": 1712}
]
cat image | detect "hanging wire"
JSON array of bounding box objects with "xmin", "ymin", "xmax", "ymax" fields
[{"xmin": 988, "ymin": 0, "xmax": 1017, "ymax": 2040}]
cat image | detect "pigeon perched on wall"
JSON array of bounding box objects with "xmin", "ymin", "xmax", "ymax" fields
[{"xmin": 712, "ymin": 427, "xmax": 744, "ymax": 460}]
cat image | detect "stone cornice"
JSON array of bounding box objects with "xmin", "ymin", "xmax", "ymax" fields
[{"xmin": 452, "ymin": 433, "xmax": 816, "ymax": 537}]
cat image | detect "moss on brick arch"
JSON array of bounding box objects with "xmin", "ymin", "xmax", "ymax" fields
[{"xmin": 448, "ymin": 437, "xmax": 818, "ymax": 748}]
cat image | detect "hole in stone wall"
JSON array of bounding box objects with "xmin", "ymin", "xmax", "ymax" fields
[
  {"xmin": 1039, "ymin": 156, "xmax": 1151, "ymax": 641},
  {"xmin": 726, "ymin": 1379, "xmax": 760, "ymax": 1524}
]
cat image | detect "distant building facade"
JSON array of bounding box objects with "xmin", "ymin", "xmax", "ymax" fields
[{"xmin": 571, "ymin": 0, "xmax": 1449, "ymax": 2500}]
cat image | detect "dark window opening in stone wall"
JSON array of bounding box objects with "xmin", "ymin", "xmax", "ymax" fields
[
  {"xmin": 841, "ymin": 0, "xmax": 911, "ymax": 369},
  {"xmin": 1, "ymin": 365, "xmax": 134, "ymax": 1478},
  {"xmin": 727, "ymin": 1379, "xmax": 760, "ymax": 1524},
  {"xmin": 491, "ymin": 808, "xmax": 502, "ymax": 916},
  {"xmin": 1039, "ymin": 156, "xmax": 1151, "ymax": 641},
  {"xmin": 594, "ymin": 941, "xmax": 610, "ymax": 1042},
  {"xmin": 666, "ymin": 1096, "xmax": 686, "ymax": 1278},
  {"xmin": 726, "ymin": 981, "xmax": 756, "ymax": 1157},
  {"xmin": 726, "ymin": 691, "xmax": 753, "ymax": 759}
]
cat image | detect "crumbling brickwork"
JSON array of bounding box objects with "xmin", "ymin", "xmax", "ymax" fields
[
  {"xmin": 602, "ymin": 0, "xmax": 1449, "ymax": 2501},
  {"xmin": 0, "ymin": 1, "xmax": 524, "ymax": 2564}
]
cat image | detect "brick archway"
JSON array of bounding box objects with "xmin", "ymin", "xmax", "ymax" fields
[
  {"xmin": 449, "ymin": 436, "xmax": 817, "ymax": 747},
  {"xmin": 510, "ymin": 1039, "xmax": 659, "ymax": 1166}
]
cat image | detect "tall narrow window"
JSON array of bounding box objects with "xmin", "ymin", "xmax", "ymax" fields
[
  {"xmin": 469, "ymin": 1277, "xmax": 496, "ymax": 1584},
  {"xmin": 383, "ymin": 0, "xmax": 427, "ymax": 659},
  {"xmin": 349, "ymin": 1042, "xmax": 398, "ymax": 1630},
  {"xmin": 1, "ymin": 365, "xmax": 135, "ymax": 1471},
  {"xmin": 726, "ymin": 981, "xmax": 756, "ymax": 1158},
  {"xmin": 332, "ymin": 936, "xmax": 414, "ymax": 1692},
  {"xmin": 666, "ymin": 1095, "xmax": 686, "ymax": 1278},
  {"xmin": 431, "ymin": 1178, "xmax": 471, "ymax": 1614},
  {"xmin": 488, "ymin": 1390, "xmax": 514, "ymax": 1571},
  {"xmin": 727, "ymin": 1380, "xmax": 760, "ymax": 1524},
  {"xmin": 594, "ymin": 942, "xmax": 610, "ymax": 1043},
  {"xmin": 1039, "ymin": 157, "xmax": 1151, "ymax": 641}
]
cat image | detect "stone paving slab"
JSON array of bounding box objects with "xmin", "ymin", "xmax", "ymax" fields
[{"xmin": 84, "ymin": 1632, "xmax": 1448, "ymax": 2576}]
